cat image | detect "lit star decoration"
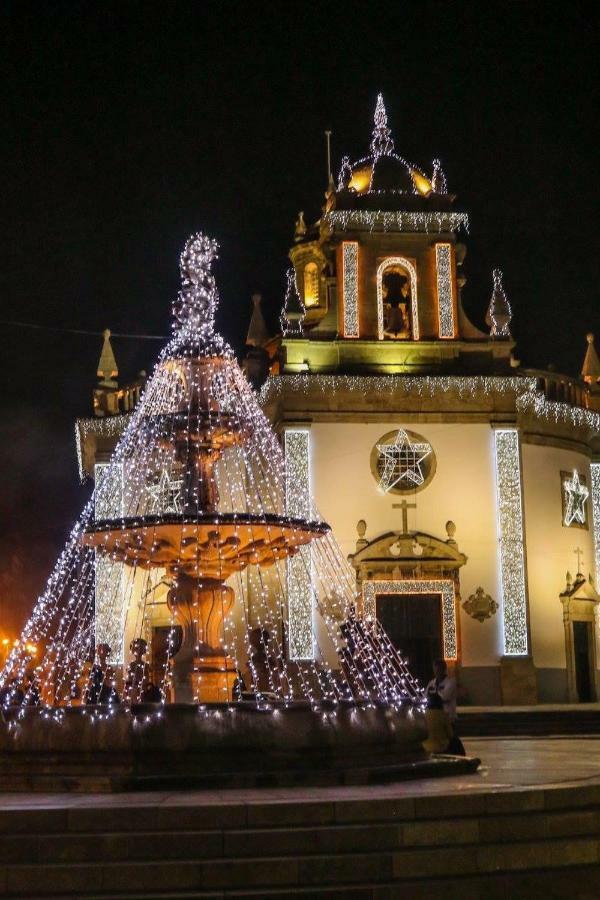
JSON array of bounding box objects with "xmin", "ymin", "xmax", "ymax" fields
[
  {"xmin": 146, "ymin": 467, "xmax": 184, "ymax": 515},
  {"xmin": 564, "ymin": 469, "xmax": 590, "ymax": 527},
  {"xmin": 376, "ymin": 429, "xmax": 432, "ymax": 493}
]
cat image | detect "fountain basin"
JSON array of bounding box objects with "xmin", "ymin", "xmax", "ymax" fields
[{"xmin": 0, "ymin": 702, "xmax": 477, "ymax": 792}]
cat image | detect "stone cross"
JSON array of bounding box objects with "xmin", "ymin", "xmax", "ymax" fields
[
  {"xmin": 574, "ymin": 547, "xmax": 584, "ymax": 575},
  {"xmin": 392, "ymin": 499, "xmax": 417, "ymax": 534}
]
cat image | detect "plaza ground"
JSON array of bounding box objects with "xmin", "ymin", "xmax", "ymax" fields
[{"xmin": 0, "ymin": 736, "xmax": 599, "ymax": 897}]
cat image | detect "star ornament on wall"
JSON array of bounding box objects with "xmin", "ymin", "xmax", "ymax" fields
[
  {"xmin": 377, "ymin": 429, "xmax": 432, "ymax": 493},
  {"xmin": 563, "ymin": 469, "xmax": 589, "ymax": 527}
]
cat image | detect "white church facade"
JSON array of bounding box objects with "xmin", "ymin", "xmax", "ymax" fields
[{"xmin": 78, "ymin": 97, "xmax": 600, "ymax": 706}]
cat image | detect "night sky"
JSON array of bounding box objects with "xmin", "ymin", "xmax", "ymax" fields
[{"xmin": 1, "ymin": 2, "xmax": 598, "ymax": 634}]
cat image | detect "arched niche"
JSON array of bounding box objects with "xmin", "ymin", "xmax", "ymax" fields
[{"xmin": 376, "ymin": 257, "xmax": 419, "ymax": 341}]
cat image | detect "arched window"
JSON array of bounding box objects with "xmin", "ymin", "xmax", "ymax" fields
[
  {"xmin": 376, "ymin": 258, "xmax": 419, "ymax": 340},
  {"xmin": 303, "ymin": 262, "xmax": 319, "ymax": 307}
]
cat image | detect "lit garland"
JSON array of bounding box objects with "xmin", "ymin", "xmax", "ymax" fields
[
  {"xmin": 516, "ymin": 391, "xmax": 600, "ymax": 432},
  {"xmin": 431, "ymin": 159, "xmax": 447, "ymax": 194},
  {"xmin": 370, "ymin": 93, "xmax": 395, "ymax": 158},
  {"xmin": 435, "ymin": 243, "xmax": 456, "ymax": 338},
  {"xmin": 2, "ymin": 233, "xmax": 423, "ymax": 719},
  {"xmin": 284, "ymin": 428, "xmax": 314, "ymax": 659},
  {"xmin": 260, "ymin": 373, "xmax": 537, "ymax": 404},
  {"xmin": 591, "ymin": 464, "xmax": 600, "ymax": 588},
  {"xmin": 362, "ymin": 580, "xmax": 457, "ymax": 660},
  {"xmin": 376, "ymin": 257, "xmax": 419, "ymax": 342},
  {"xmin": 493, "ymin": 429, "xmax": 528, "ymax": 656},
  {"xmin": 342, "ymin": 242, "xmax": 359, "ymax": 338},
  {"xmin": 324, "ymin": 210, "xmax": 469, "ymax": 234},
  {"xmin": 76, "ymin": 415, "xmax": 128, "ymax": 482}
]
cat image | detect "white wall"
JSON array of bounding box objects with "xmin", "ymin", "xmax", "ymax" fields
[
  {"xmin": 309, "ymin": 422, "xmax": 503, "ymax": 667},
  {"xmin": 522, "ymin": 444, "xmax": 596, "ymax": 670}
]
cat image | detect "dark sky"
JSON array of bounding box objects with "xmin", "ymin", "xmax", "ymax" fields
[{"xmin": 1, "ymin": 1, "xmax": 598, "ymax": 633}]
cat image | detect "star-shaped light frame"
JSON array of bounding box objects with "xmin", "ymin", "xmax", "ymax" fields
[
  {"xmin": 146, "ymin": 466, "xmax": 184, "ymax": 515},
  {"xmin": 563, "ymin": 469, "xmax": 589, "ymax": 527},
  {"xmin": 376, "ymin": 429, "xmax": 432, "ymax": 494}
]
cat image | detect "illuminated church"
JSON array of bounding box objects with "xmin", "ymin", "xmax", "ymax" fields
[{"xmin": 79, "ymin": 96, "xmax": 600, "ymax": 706}]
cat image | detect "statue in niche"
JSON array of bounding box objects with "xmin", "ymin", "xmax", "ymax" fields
[{"xmin": 383, "ymin": 269, "xmax": 411, "ymax": 339}]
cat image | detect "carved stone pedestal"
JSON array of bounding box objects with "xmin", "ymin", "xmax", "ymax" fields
[{"xmin": 500, "ymin": 656, "xmax": 537, "ymax": 705}]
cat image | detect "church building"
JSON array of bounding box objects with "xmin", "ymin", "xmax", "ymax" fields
[{"xmin": 78, "ymin": 96, "xmax": 600, "ymax": 706}]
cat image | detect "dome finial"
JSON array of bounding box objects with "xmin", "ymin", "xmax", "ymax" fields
[
  {"xmin": 173, "ymin": 232, "xmax": 219, "ymax": 340},
  {"xmin": 581, "ymin": 332, "xmax": 600, "ymax": 384},
  {"xmin": 97, "ymin": 328, "xmax": 118, "ymax": 382},
  {"xmin": 370, "ymin": 93, "xmax": 395, "ymax": 158},
  {"xmin": 485, "ymin": 268, "xmax": 512, "ymax": 339}
]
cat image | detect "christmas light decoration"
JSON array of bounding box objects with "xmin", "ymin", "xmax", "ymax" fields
[
  {"xmin": 486, "ymin": 269, "xmax": 512, "ymax": 338},
  {"xmin": 493, "ymin": 429, "xmax": 528, "ymax": 656},
  {"xmin": 376, "ymin": 429, "xmax": 432, "ymax": 493},
  {"xmin": 376, "ymin": 258, "xmax": 419, "ymax": 341},
  {"xmin": 342, "ymin": 242, "xmax": 359, "ymax": 338},
  {"xmin": 563, "ymin": 469, "xmax": 590, "ymax": 527},
  {"xmin": 370, "ymin": 93, "xmax": 395, "ymax": 158},
  {"xmin": 1, "ymin": 233, "xmax": 423, "ymax": 718},
  {"xmin": 591, "ymin": 464, "xmax": 600, "ymax": 587},
  {"xmin": 324, "ymin": 210, "xmax": 469, "ymax": 234},
  {"xmin": 362, "ymin": 580, "xmax": 457, "ymax": 661},
  {"xmin": 435, "ymin": 243, "xmax": 456, "ymax": 338},
  {"xmin": 261, "ymin": 373, "xmax": 538, "ymax": 404},
  {"xmin": 431, "ymin": 159, "xmax": 447, "ymax": 194},
  {"xmin": 280, "ymin": 268, "xmax": 305, "ymax": 337},
  {"xmin": 284, "ymin": 428, "xmax": 314, "ymax": 659}
]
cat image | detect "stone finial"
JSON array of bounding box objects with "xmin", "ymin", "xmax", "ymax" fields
[
  {"xmin": 246, "ymin": 293, "xmax": 269, "ymax": 348},
  {"xmin": 431, "ymin": 158, "xmax": 448, "ymax": 194},
  {"xmin": 581, "ymin": 333, "xmax": 600, "ymax": 384},
  {"xmin": 566, "ymin": 570, "xmax": 572, "ymax": 591},
  {"xmin": 97, "ymin": 328, "xmax": 118, "ymax": 382},
  {"xmin": 294, "ymin": 211, "xmax": 307, "ymax": 241},
  {"xmin": 355, "ymin": 519, "xmax": 368, "ymax": 551},
  {"xmin": 485, "ymin": 269, "xmax": 512, "ymax": 339},
  {"xmin": 445, "ymin": 520, "xmax": 457, "ymax": 544}
]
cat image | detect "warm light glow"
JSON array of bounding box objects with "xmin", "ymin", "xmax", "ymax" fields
[
  {"xmin": 303, "ymin": 262, "xmax": 319, "ymax": 307},
  {"xmin": 348, "ymin": 165, "xmax": 372, "ymax": 193},
  {"xmin": 376, "ymin": 257, "xmax": 419, "ymax": 341},
  {"xmin": 411, "ymin": 168, "xmax": 433, "ymax": 196}
]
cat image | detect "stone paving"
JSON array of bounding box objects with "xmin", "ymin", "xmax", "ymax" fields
[{"xmin": 0, "ymin": 737, "xmax": 599, "ymax": 810}]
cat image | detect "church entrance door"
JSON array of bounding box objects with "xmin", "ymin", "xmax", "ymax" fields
[
  {"xmin": 376, "ymin": 593, "xmax": 442, "ymax": 687},
  {"xmin": 573, "ymin": 621, "xmax": 596, "ymax": 702}
]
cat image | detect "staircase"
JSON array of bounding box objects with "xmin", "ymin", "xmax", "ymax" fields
[
  {"xmin": 1, "ymin": 783, "xmax": 599, "ymax": 897},
  {"xmin": 459, "ymin": 704, "xmax": 600, "ymax": 737}
]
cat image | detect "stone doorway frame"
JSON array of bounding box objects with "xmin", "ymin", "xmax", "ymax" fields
[
  {"xmin": 362, "ymin": 579, "xmax": 457, "ymax": 661},
  {"xmin": 559, "ymin": 574, "xmax": 600, "ymax": 702}
]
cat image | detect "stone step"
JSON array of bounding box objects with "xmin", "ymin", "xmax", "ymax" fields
[
  {"xmin": 1, "ymin": 804, "xmax": 599, "ymax": 864},
  {"xmin": 459, "ymin": 707, "xmax": 600, "ymax": 737},
  {"xmin": 1, "ymin": 835, "xmax": 599, "ymax": 895},
  {"xmin": 1, "ymin": 782, "xmax": 599, "ymax": 836}
]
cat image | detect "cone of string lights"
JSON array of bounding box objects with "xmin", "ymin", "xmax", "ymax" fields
[{"xmin": 0, "ymin": 233, "xmax": 459, "ymax": 790}]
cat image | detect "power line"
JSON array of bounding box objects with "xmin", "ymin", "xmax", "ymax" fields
[{"xmin": 0, "ymin": 319, "xmax": 168, "ymax": 340}]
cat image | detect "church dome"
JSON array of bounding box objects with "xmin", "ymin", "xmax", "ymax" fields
[{"xmin": 336, "ymin": 94, "xmax": 449, "ymax": 205}]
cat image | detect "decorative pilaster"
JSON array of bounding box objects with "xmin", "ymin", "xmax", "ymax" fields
[
  {"xmin": 342, "ymin": 242, "xmax": 359, "ymax": 338},
  {"xmin": 435, "ymin": 243, "xmax": 456, "ymax": 338},
  {"xmin": 493, "ymin": 429, "xmax": 529, "ymax": 656},
  {"xmin": 284, "ymin": 428, "xmax": 314, "ymax": 659}
]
